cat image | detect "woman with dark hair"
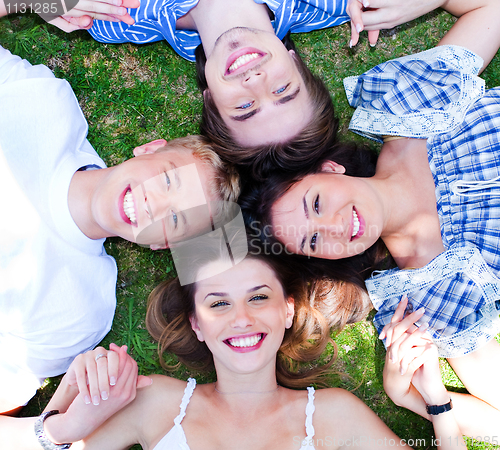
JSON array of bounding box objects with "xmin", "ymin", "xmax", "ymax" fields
[
  {"xmin": 4, "ymin": 233, "xmax": 465, "ymax": 449},
  {"xmin": 240, "ymin": 0, "xmax": 500, "ymax": 440}
]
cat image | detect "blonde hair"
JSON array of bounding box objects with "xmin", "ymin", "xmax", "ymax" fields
[{"xmin": 163, "ymin": 135, "xmax": 241, "ymax": 207}]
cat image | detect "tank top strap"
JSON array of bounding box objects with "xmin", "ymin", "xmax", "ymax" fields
[
  {"xmin": 305, "ymin": 386, "xmax": 316, "ymax": 440},
  {"xmin": 173, "ymin": 378, "xmax": 197, "ymax": 426}
]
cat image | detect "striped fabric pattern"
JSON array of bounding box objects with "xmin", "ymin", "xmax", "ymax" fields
[{"xmin": 89, "ymin": 0, "xmax": 349, "ymax": 61}]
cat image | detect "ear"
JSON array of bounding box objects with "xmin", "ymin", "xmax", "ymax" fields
[
  {"xmin": 203, "ymin": 89, "xmax": 210, "ymax": 101},
  {"xmin": 285, "ymin": 297, "xmax": 295, "ymax": 330},
  {"xmin": 321, "ymin": 160, "xmax": 346, "ymax": 174},
  {"xmin": 189, "ymin": 315, "xmax": 205, "ymax": 342},
  {"xmin": 288, "ymin": 49, "xmax": 296, "ymax": 57},
  {"xmin": 133, "ymin": 139, "xmax": 168, "ymax": 157}
]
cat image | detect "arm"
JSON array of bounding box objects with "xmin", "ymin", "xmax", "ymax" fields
[
  {"xmin": 0, "ymin": 345, "xmax": 151, "ymax": 449},
  {"xmin": 437, "ymin": 0, "xmax": 500, "ymax": 71},
  {"xmin": 347, "ymin": 0, "xmax": 500, "ymax": 70},
  {"xmin": 382, "ymin": 299, "xmax": 466, "ymax": 450}
]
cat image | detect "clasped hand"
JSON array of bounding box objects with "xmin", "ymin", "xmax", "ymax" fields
[
  {"xmin": 46, "ymin": 0, "xmax": 140, "ymax": 33},
  {"xmin": 43, "ymin": 343, "xmax": 151, "ymax": 445},
  {"xmin": 381, "ymin": 295, "xmax": 449, "ymax": 411}
]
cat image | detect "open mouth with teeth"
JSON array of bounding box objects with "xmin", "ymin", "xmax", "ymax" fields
[
  {"xmin": 350, "ymin": 207, "xmax": 364, "ymax": 241},
  {"xmin": 225, "ymin": 49, "xmax": 265, "ymax": 75},
  {"xmin": 224, "ymin": 333, "xmax": 265, "ymax": 352},
  {"xmin": 122, "ymin": 187, "xmax": 137, "ymax": 226}
]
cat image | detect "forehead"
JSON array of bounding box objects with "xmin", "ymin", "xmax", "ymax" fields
[{"xmin": 194, "ymin": 257, "xmax": 278, "ymax": 298}]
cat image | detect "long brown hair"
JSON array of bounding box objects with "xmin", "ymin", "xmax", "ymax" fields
[{"xmin": 146, "ymin": 233, "xmax": 338, "ymax": 388}]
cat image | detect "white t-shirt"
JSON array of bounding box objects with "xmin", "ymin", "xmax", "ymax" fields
[{"xmin": 0, "ymin": 46, "xmax": 117, "ymax": 406}]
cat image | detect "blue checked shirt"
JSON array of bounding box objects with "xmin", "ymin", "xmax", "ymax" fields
[
  {"xmin": 89, "ymin": 0, "xmax": 350, "ymax": 62},
  {"xmin": 346, "ymin": 46, "xmax": 500, "ymax": 358}
]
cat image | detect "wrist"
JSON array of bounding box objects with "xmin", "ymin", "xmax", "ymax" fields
[
  {"xmin": 35, "ymin": 410, "xmax": 72, "ymax": 449},
  {"xmin": 425, "ymin": 399, "xmax": 453, "ymax": 416}
]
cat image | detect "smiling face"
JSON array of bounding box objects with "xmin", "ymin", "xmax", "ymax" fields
[
  {"xmin": 204, "ymin": 28, "xmax": 313, "ymax": 146},
  {"xmin": 90, "ymin": 141, "xmax": 216, "ymax": 248},
  {"xmin": 271, "ymin": 165, "xmax": 384, "ymax": 260},
  {"xmin": 190, "ymin": 257, "xmax": 294, "ymax": 375}
]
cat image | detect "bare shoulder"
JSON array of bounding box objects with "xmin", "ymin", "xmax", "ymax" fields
[
  {"xmin": 134, "ymin": 375, "xmax": 194, "ymax": 447},
  {"xmin": 313, "ymin": 388, "xmax": 402, "ymax": 448}
]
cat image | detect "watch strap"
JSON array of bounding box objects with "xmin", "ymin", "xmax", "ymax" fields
[{"xmin": 426, "ymin": 399, "xmax": 453, "ymax": 416}]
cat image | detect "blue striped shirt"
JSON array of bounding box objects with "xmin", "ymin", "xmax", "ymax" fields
[{"xmin": 89, "ymin": 0, "xmax": 349, "ymax": 61}]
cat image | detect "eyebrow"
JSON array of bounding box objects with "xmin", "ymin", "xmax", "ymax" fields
[
  {"xmin": 299, "ymin": 188, "xmax": 310, "ymax": 254},
  {"xmin": 229, "ymin": 86, "xmax": 301, "ymax": 122},
  {"xmin": 203, "ymin": 284, "xmax": 271, "ymax": 301}
]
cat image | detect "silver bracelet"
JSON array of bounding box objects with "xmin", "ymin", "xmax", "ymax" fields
[{"xmin": 34, "ymin": 410, "xmax": 72, "ymax": 450}]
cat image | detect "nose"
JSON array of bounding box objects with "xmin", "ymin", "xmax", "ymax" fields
[
  {"xmin": 242, "ymin": 70, "xmax": 266, "ymax": 89},
  {"xmin": 230, "ymin": 303, "xmax": 255, "ymax": 329},
  {"xmin": 144, "ymin": 184, "xmax": 169, "ymax": 223},
  {"xmin": 315, "ymin": 213, "xmax": 344, "ymax": 238}
]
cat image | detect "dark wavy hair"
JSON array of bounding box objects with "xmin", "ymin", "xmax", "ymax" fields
[
  {"xmin": 239, "ymin": 141, "xmax": 394, "ymax": 327},
  {"xmin": 146, "ymin": 231, "xmax": 339, "ymax": 389},
  {"xmin": 195, "ymin": 33, "xmax": 339, "ymax": 180}
]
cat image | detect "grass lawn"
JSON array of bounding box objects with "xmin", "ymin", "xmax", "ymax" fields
[{"xmin": 1, "ymin": 8, "xmax": 500, "ymax": 450}]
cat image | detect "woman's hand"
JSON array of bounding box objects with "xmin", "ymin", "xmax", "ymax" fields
[
  {"xmin": 45, "ymin": 0, "xmax": 140, "ymax": 32},
  {"xmin": 382, "ymin": 296, "xmax": 449, "ymax": 411},
  {"xmin": 347, "ymin": 0, "xmax": 445, "ymax": 47},
  {"xmin": 43, "ymin": 344, "xmax": 152, "ymax": 444},
  {"xmin": 64, "ymin": 344, "xmax": 121, "ymax": 406}
]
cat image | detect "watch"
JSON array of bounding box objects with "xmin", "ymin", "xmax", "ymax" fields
[
  {"xmin": 426, "ymin": 399, "xmax": 453, "ymax": 416},
  {"xmin": 34, "ymin": 410, "xmax": 72, "ymax": 449}
]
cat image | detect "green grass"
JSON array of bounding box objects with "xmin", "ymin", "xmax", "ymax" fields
[{"xmin": 2, "ymin": 9, "xmax": 500, "ymax": 450}]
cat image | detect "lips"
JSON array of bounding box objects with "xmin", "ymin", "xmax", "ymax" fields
[
  {"xmin": 224, "ymin": 333, "xmax": 265, "ymax": 352},
  {"xmin": 350, "ymin": 206, "xmax": 365, "ymax": 241},
  {"xmin": 120, "ymin": 187, "xmax": 137, "ymax": 226},
  {"xmin": 225, "ymin": 47, "xmax": 266, "ymax": 75}
]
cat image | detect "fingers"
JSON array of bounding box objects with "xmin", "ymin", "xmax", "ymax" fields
[
  {"xmin": 380, "ymin": 296, "xmax": 425, "ymax": 347},
  {"xmin": 347, "ymin": 0, "xmax": 364, "ymax": 47},
  {"xmin": 66, "ymin": 0, "xmax": 129, "ymax": 18},
  {"xmin": 49, "ymin": 15, "xmax": 91, "ymax": 32},
  {"xmin": 367, "ymin": 29, "xmax": 380, "ymax": 46}
]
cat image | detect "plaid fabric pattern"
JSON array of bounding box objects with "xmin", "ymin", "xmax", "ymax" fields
[
  {"xmin": 356, "ymin": 48, "xmax": 500, "ymax": 358},
  {"xmin": 344, "ymin": 46, "xmax": 485, "ymax": 143},
  {"xmin": 89, "ymin": 0, "xmax": 349, "ymax": 62}
]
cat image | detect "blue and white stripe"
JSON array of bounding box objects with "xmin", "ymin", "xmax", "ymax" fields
[{"xmin": 89, "ymin": 0, "xmax": 349, "ymax": 62}]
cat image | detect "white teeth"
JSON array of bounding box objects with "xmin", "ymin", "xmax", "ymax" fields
[
  {"xmin": 228, "ymin": 334, "xmax": 262, "ymax": 348},
  {"xmin": 123, "ymin": 190, "xmax": 137, "ymax": 224},
  {"xmin": 228, "ymin": 53, "xmax": 260, "ymax": 73},
  {"xmin": 351, "ymin": 209, "xmax": 360, "ymax": 238}
]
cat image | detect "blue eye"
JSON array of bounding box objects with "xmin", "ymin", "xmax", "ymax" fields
[
  {"xmin": 313, "ymin": 195, "xmax": 319, "ymax": 214},
  {"xmin": 165, "ymin": 172, "xmax": 170, "ymax": 190},
  {"xmin": 250, "ymin": 294, "xmax": 268, "ymax": 302},
  {"xmin": 237, "ymin": 101, "xmax": 254, "ymax": 110},
  {"xmin": 172, "ymin": 211, "xmax": 178, "ymax": 227},
  {"xmin": 310, "ymin": 233, "xmax": 318, "ymax": 252},
  {"xmin": 274, "ymin": 85, "xmax": 288, "ymax": 94},
  {"xmin": 211, "ymin": 300, "xmax": 229, "ymax": 308}
]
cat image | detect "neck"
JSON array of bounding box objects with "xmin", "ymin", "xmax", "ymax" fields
[
  {"xmin": 375, "ymin": 138, "xmax": 443, "ymax": 267},
  {"xmin": 212, "ymin": 359, "xmax": 280, "ymax": 402},
  {"xmin": 184, "ymin": 0, "xmax": 274, "ymax": 57},
  {"xmin": 68, "ymin": 168, "xmax": 112, "ymax": 240}
]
